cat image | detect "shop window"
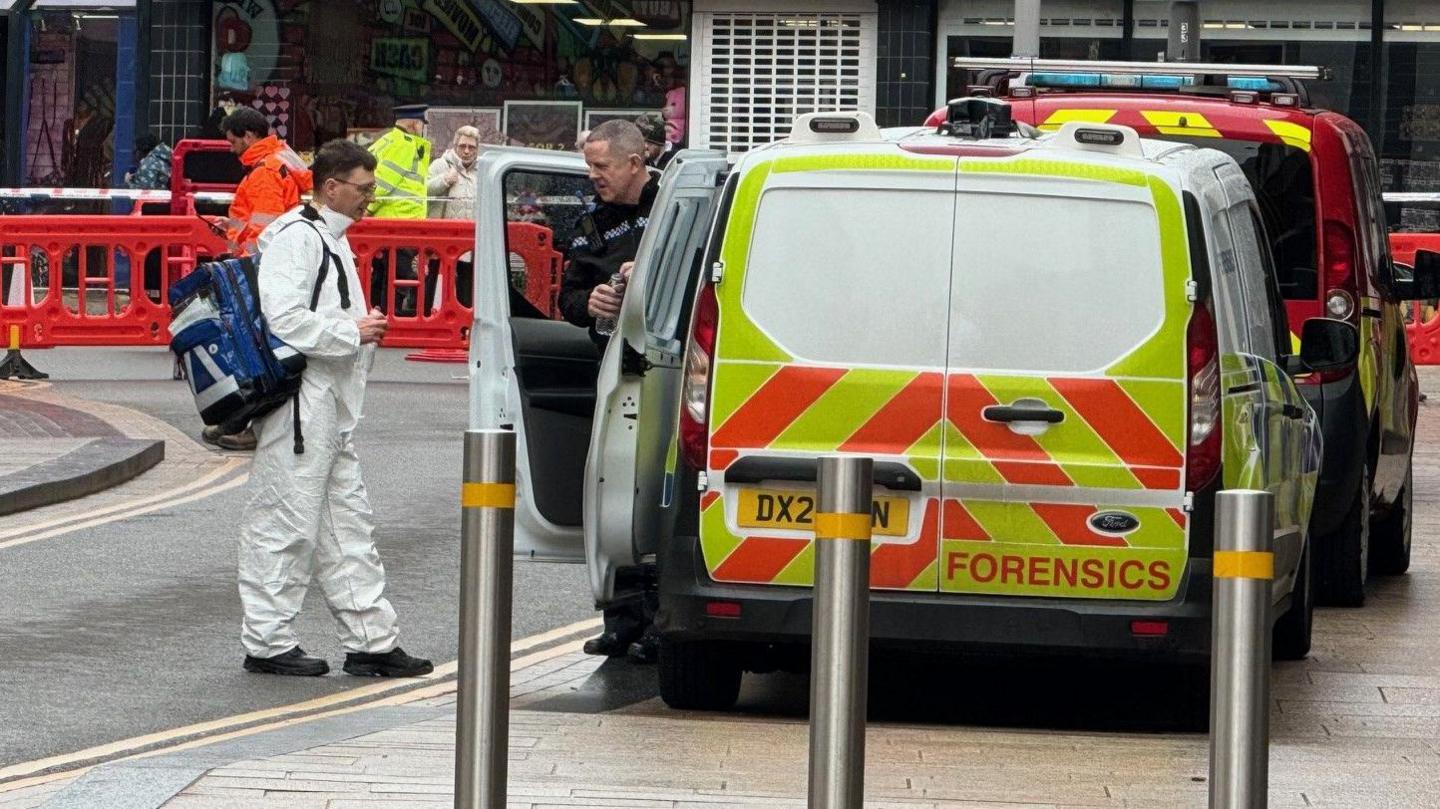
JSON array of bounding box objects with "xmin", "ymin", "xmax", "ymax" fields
[{"xmin": 209, "ymin": 0, "xmax": 691, "ymax": 156}]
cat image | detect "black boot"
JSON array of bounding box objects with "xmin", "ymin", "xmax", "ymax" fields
[
  {"xmin": 243, "ymin": 646, "xmax": 329, "ymax": 676},
  {"xmin": 626, "ymin": 632, "xmax": 659, "ymax": 664},
  {"xmin": 343, "ymin": 647, "xmax": 434, "ymax": 677},
  {"xmin": 582, "ymin": 632, "xmax": 630, "ymax": 657}
]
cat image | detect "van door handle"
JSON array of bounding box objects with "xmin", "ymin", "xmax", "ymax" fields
[
  {"xmin": 1281, "ymin": 404, "xmax": 1306, "ymax": 420},
  {"xmin": 982, "ymin": 405, "xmax": 1065, "ymax": 424},
  {"xmin": 723, "ymin": 457, "xmax": 922, "ymax": 492}
]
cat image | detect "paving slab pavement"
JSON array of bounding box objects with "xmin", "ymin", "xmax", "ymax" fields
[{"xmin": 0, "ymin": 383, "xmax": 165, "ymax": 515}]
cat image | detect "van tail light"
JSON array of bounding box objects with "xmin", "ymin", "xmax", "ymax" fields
[
  {"xmin": 1186, "ymin": 300, "xmax": 1222, "ymax": 492},
  {"xmin": 1322, "ymin": 220, "xmax": 1356, "ymax": 300},
  {"xmin": 679, "ymin": 282, "xmax": 718, "ymax": 471}
]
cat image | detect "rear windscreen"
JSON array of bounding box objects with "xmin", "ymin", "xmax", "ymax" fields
[
  {"xmin": 743, "ymin": 188, "xmax": 953, "ymax": 368},
  {"xmin": 1163, "ymin": 136, "xmax": 1317, "ymax": 300},
  {"xmin": 950, "ymin": 193, "xmax": 1167, "ymax": 374}
]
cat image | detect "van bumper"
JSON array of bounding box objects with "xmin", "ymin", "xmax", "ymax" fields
[{"xmin": 656, "ymin": 535, "xmax": 1215, "ymax": 661}]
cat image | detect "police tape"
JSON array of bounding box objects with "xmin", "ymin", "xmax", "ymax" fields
[
  {"xmin": 1384, "ymin": 193, "xmax": 1440, "ymax": 209},
  {"xmin": 0, "ymin": 187, "xmax": 173, "ymax": 201},
  {"xmin": 0, "ymin": 188, "xmax": 586, "ymax": 207}
]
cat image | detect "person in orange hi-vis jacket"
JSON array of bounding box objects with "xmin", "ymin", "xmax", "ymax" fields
[
  {"xmin": 204, "ymin": 107, "xmax": 314, "ymax": 451},
  {"xmin": 221, "ymin": 107, "xmax": 313, "ymax": 257}
]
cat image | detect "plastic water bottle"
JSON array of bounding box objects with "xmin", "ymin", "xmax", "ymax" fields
[{"xmin": 594, "ymin": 271, "xmax": 626, "ymax": 337}]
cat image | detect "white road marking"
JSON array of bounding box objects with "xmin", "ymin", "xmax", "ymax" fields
[{"xmin": 0, "ymin": 617, "xmax": 602, "ymax": 788}]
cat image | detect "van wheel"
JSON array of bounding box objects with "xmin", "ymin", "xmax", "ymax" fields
[
  {"xmin": 1315, "ymin": 465, "xmax": 1369, "ymax": 607},
  {"xmin": 1273, "ymin": 541, "xmax": 1313, "ymax": 661},
  {"xmin": 1371, "ymin": 463, "xmax": 1412, "ymax": 576},
  {"xmin": 658, "ymin": 639, "xmax": 742, "ymax": 711}
]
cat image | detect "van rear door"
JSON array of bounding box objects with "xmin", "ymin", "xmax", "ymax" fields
[
  {"xmin": 699, "ymin": 148, "xmax": 958, "ymax": 591},
  {"xmin": 939, "ymin": 159, "xmax": 1192, "ymax": 601}
]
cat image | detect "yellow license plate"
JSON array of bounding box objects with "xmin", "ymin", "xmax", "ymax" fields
[{"xmin": 735, "ymin": 488, "xmax": 910, "ymax": 537}]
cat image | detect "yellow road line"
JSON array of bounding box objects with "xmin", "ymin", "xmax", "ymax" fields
[
  {"xmin": 0, "ymin": 463, "xmax": 249, "ymax": 550},
  {"xmin": 0, "ymin": 617, "xmax": 601, "ymax": 787}
]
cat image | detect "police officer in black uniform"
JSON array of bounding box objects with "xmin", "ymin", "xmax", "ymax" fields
[
  {"xmin": 558, "ymin": 120, "xmax": 662, "ymax": 662},
  {"xmin": 559, "ymin": 120, "xmax": 659, "ymax": 339}
]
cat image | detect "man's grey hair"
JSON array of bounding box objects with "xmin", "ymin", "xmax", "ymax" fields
[{"xmin": 586, "ymin": 120, "xmax": 645, "ymax": 162}]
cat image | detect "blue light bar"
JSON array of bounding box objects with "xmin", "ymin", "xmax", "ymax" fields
[
  {"xmin": 1029, "ymin": 72, "xmax": 1198, "ymax": 89},
  {"xmin": 1026, "ymin": 72, "xmax": 1284, "ymax": 92},
  {"xmin": 1226, "ymin": 76, "xmax": 1281, "ymax": 91}
]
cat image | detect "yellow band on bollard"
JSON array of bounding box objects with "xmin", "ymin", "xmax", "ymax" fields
[
  {"xmin": 813, "ymin": 512, "xmax": 871, "ymax": 541},
  {"xmin": 462, "ymin": 482, "xmax": 516, "ymax": 509},
  {"xmin": 7, "ymin": 325, "xmax": 18, "ymax": 352},
  {"xmin": 1213, "ymin": 550, "xmax": 1274, "ymax": 580}
]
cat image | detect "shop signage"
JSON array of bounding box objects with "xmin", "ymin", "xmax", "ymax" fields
[
  {"xmin": 403, "ymin": 7, "xmax": 432, "ymax": 33},
  {"xmin": 425, "ymin": 0, "xmax": 486, "ymax": 52},
  {"xmin": 371, "ymin": 37, "xmax": 431, "ymax": 82},
  {"xmin": 379, "ymin": 0, "xmax": 403, "ymax": 24},
  {"xmin": 472, "ymin": 0, "xmax": 523, "ymax": 51},
  {"xmin": 631, "ymin": 0, "xmax": 682, "ymax": 29},
  {"xmin": 505, "ymin": 2, "xmax": 546, "ymax": 49}
]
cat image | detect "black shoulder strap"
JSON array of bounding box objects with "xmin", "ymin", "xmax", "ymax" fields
[{"xmin": 276, "ymin": 208, "xmax": 351, "ymax": 311}]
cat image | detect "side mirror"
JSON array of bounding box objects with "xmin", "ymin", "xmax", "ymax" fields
[
  {"xmin": 1295, "ymin": 317, "xmax": 1359, "ymax": 374},
  {"xmin": 1392, "ymin": 249, "xmax": 1440, "ymax": 300}
]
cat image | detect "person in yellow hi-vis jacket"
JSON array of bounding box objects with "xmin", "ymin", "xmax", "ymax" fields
[{"xmin": 366, "ymin": 104, "xmax": 432, "ymax": 316}]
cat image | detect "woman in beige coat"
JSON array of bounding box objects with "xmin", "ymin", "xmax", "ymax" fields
[{"xmin": 425, "ymin": 126, "xmax": 480, "ymax": 306}]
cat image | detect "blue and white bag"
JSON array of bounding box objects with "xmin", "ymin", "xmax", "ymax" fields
[{"xmin": 168, "ymin": 218, "xmax": 341, "ymax": 453}]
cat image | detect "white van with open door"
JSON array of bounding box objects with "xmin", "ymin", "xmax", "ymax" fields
[{"xmin": 470, "ymin": 147, "xmax": 729, "ymax": 606}]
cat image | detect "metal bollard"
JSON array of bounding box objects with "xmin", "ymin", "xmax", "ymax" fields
[
  {"xmin": 1209, "ymin": 489, "xmax": 1275, "ymax": 809},
  {"xmin": 807, "ymin": 455, "xmax": 874, "ymax": 809},
  {"xmin": 454, "ymin": 429, "xmax": 517, "ymax": 809}
]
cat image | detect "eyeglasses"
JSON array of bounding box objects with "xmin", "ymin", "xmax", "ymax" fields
[
  {"xmin": 334, "ymin": 178, "xmax": 378, "ymax": 197},
  {"xmin": 455, "ymin": 142, "xmax": 479, "ymax": 150}
]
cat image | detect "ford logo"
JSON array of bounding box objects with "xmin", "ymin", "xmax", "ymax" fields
[{"xmin": 1089, "ymin": 511, "xmax": 1140, "ymax": 535}]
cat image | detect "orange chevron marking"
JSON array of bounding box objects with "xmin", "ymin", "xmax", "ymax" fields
[
  {"xmin": 1167, "ymin": 508, "xmax": 1187, "ymax": 528},
  {"xmin": 1049, "ymin": 378, "xmax": 1183, "ymax": 488},
  {"xmin": 840, "ymin": 372, "xmax": 944, "ymax": 455},
  {"xmin": 701, "ymin": 491, "xmax": 721, "ymax": 511},
  {"xmin": 942, "ymin": 498, "xmax": 989, "ymax": 541},
  {"xmin": 871, "ymin": 499, "xmax": 939, "ymax": 588},
  {"xmin": 713, "ymin": 537, "xmax": 808, "ymax": 583},
  {"xmin": 710, "ymin": 449, "xmax": 740, "ymax": 471},
  {"xmin": 711, "ymin": 366, "xmax": 847, "ymax": 450},
  {"xmin": 947, "ymin": 374, "xmax": 1073, "ymax": 485},
  {"xmin": 1031, "ymin": 503, "xmax": 1129, "ymax": 547}
]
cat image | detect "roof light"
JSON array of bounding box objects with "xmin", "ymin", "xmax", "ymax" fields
[
  {"xmin": 787, "ymin": 111, "xmax": 883, "ymax": 143},
  {"xmin": 1271, "ymin": 93, "xmax": 1300, "ymax": 107},
  {"xmin": 1230, "ymin": 90, "xmax": 1258, "ymax": 104},
  {"xmin": 1074, "ymin": 127, "xmax": 1125, "ymax": 146},
  {"xmin": 1048, "ymin": 121, "xmax": 1145, "ymax": 157},
  {"xmin": 1009, "ymin": 86, "xmax": 1035, "ymax": 98},
  {"xmin": 810, "ymin": 117, "xmax": 861, "ymax": 134}
]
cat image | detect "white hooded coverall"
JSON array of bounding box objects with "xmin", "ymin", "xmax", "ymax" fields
[{"xmin": 237, "ymin": 205, "xmax": 400, "ymax": 658}]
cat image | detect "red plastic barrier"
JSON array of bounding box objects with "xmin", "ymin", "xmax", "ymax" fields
[
  {"xmin": 170, "ymin": 140, "xmax": 245, "ymax": 216},
  {"xmin": 0, "ymin": 216, "xmax": 228, "ymax": 348},
  {"xmin": 0, "ymin": 214, "xmax": 564, "ymax": 354},
  {"xmin": 1390, "ymin": 233, "xmax": 1440, "ymax": 366},
  {"xmin": 347, "ymin": 219, "xmax": 565, "ymax": 349}
]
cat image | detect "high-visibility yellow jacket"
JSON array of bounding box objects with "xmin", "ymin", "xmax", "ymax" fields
[{"xmin": 367, "ymin": 127, "xmax": 431, "ymax": 219}]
